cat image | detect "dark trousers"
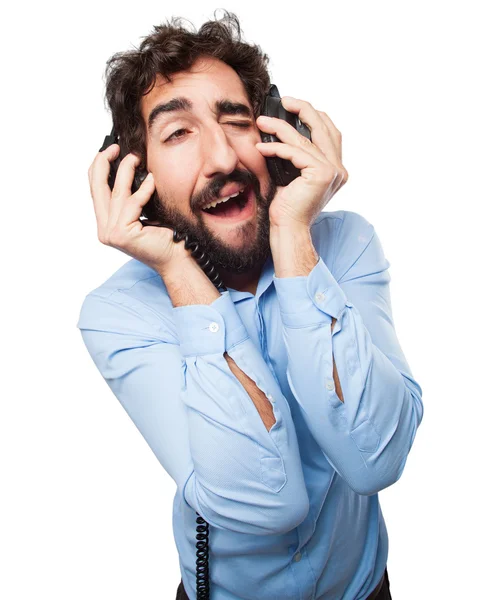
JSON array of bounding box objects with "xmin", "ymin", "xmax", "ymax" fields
[{"xmin": 175, "ymin": 566, "xmax": 391, "ymax": 599}]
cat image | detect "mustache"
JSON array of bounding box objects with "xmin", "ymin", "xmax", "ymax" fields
[{"xmin": 193, "ymin": 170, "xmax": 259, "ymax": 211}]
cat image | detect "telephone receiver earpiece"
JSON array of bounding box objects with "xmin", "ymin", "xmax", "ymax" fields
[
  {"xmin": 259, "ymin": 84, "xmax": 312, "ymax": 187},
  {"xmin": 98, "ymin": 131, "xmax": 157, "ymax": 221}
]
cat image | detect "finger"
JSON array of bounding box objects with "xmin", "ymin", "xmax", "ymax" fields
[
  {"xmin": 108, "ymin": 153, "xmax": 142, "ymax": 225},
  {"xmin": 313, "ymin": 111, "xmax": 348, "ymax": 185},
  {"xmin": 255, "ymin": 141, "xmax": 333, "ymax": 179},
  {"xmin": 279, "ymin": 97, "xmax": 338, "ymax": 164},
  {"xmin": 88, "ymin": 143, "xmax": 120, "ymax": 231},
  {"xmin": 119, "ymin": 172, "xmax": 157, "ymax": 227},
  {"xmin": 257, "ymin": 115, "xmax": 324, "ymax": 162},
  {"xmin": 316, "ymin": 110, "xmax": 343, "ymax": 161}
]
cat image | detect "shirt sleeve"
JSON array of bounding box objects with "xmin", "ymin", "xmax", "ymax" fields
[
  {"xmin": 76, "ymin": 288, "xmax": 309, "ymax": 535},
  {"xmin": 272, "ymin": 211, "xmax": 424, "ymax": 496}
]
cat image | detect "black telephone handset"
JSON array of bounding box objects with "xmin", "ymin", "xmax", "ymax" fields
[
  {"xmin": 257, "ymin": 84, "xmax": 311, "ymax": 185},
  {"xmin": 98, "ymin": 84, "xmax": 311, "ymax": 600}
]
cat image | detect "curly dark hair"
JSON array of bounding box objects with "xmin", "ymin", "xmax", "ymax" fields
[{"xmin": 103, "ymin": 9, "xmax": 272, "ymax": 173}]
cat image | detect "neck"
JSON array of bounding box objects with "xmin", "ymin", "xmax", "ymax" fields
[{"xmin": 218, "ymin": 262, "xmax": 264, "ymax": 295}]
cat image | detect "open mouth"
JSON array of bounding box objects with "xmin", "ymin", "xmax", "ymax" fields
[{"xmin": 201, "ymin": 185, "xmax": 255, "ymax": 223}]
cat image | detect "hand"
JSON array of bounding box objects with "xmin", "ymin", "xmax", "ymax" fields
[
  {"xmin": 88, "ymin": 144, "xmax": 190, "ymax": 273},
  {"xmin": 255, "ymin": 97, "xmax": 348, "ymax": 229}
]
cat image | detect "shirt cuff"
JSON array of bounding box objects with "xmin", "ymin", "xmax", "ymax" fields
[
  {"xmin": 273, "ymin": 257, "xmax": 351, "ymax": 327},
  {"xmin": 172, "ymin": 290, "xmax": 249, "ymax": 356}
]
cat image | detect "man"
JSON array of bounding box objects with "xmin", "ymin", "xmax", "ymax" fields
[{"xmin": 77, "ymin": 11, "xmax": 423, "ymax": 600}]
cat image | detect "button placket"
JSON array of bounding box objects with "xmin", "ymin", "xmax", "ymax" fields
[{"xmin": 256, "ymin": 299, "xmax": 266, "ymax": 351}]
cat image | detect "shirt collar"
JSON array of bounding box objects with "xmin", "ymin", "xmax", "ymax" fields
[{"xmin": 225, "ymin": 252, "xmax": 275, "ymax": 303}]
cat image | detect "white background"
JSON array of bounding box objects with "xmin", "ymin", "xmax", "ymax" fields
[{"xmin": 2, "ymin": 1, "xmax": 477, "ymax": 598}]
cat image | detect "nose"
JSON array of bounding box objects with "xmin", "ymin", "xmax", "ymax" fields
[{"xmin": 202, "ymin": 122, "xmax": 240, "ymax": 179}]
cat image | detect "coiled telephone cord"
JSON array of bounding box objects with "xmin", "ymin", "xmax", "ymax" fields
[
  {"xmin": 143, "ymin": 223, "xmax": 218, "ymax": 599},
  {"xmin": 194, "ymin": 513, "xmax": 210, "ymax": 599},
  {"xmin": 140, "ymin": 221, "xmax": 226, "ymax": 294},
  {"xmin": 172, "ymin": 229, "xmax": 225, "ymax": 292},
  {"xmin": 172, "ymin": 228, "xmax": 217, "ymax": 598}
]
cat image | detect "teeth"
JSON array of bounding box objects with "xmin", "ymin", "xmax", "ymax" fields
[{"xmin": 202, "ymin": 187, "xmax": 246, "ymax": 210}]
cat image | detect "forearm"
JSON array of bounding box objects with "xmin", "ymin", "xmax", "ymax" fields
[
  {"xmin": 78, "ymin": 287, "xmax": 309, "ymax": 535},
  {"xmin": 270, "ymin": 223, "xmax": 319, "ymax": 278},
  {"xmin": 158, "ymin": 256, "xmax": 276, "ymax": 430},
  {"xmin": 159, "ymin": 254, "xmax": 221, "ymax": 307},
  {"xmin": 270, "ymin": 215, "xmax": 424, "ymax": 495},
  {"xmin": 270, "ymin": 223, "xmax": 344, "ymax": 402},
  {"xmin": 223, "ymin": 352, "xmax": 276, "ymax": 431}
]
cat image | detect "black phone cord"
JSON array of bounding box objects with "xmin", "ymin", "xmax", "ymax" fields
[
  {"xmin": 142, "ymin": 223, "xmax": 216, "ymax": 599},
  {"xmin": 195, "ymin": 513, "xmax": 210, "ymax": 599},
  {"xmin": 141, "ymin": 220, "xmax": 226, "ymax": 292},
  {"xmin": 172, "ymin": 229, "xmax": 225, "ymax": 292},
  {"xmin": 172, "ymin": 228, "xmax": 216, "ymax": 598}
]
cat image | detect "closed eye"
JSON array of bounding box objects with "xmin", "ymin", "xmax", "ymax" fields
[
  {"xmin": 165, "ymin": 128, "xmax": 188, "ymax": 142},
  {"xmin": 164, "ymin": 122, "xmax": 251, "ymax": 143}
]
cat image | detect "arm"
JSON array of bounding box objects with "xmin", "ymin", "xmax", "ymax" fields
[
  {"xmin": 159, "ymin": 256, "xmax": 276, "ymax": 432},
  {"xmin": 76, "ymin": 261, "xmax": 309, "ymax": 536},
  {"xmin": 270, "ymin": 211, "xmax": 424, "ymax": 496},
  {"xmin": 270, "ymin": 224, "xmax": 345, "ymax": 403}
]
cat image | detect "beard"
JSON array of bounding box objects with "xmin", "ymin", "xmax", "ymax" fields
[{"xmin": 145, "ymin": 170, "xmax": 277, "ymax": 274}]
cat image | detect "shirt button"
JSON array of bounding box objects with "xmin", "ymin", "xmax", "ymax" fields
[
  {"xmin": 326, "ymin": 379, "xmax": 335, "ymax": 391},
  {"xmin": 266, "ymin": 394, "xmax": 275, "ymax": 403},
  {"xmin": 315, "ymin": 292, "xmax": 325, "ymax": 302},
  {"xmin": 294, "ymin": 552, "xmax": 302, "ymax": 562},
  {"xmin": 208, "ymin": 322, "xmax": 220, "ymax": 333}
]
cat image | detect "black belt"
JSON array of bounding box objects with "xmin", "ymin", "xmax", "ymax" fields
[
  {"xmin": 177, "ymin": 568, "xmax": 388, "ymax": 599},
  {"xmin": 366, "ymin": 569, "xmax": 386, "ymax": 600}
]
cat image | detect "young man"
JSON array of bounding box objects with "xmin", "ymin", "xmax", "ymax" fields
[{"xmin": 78, "ymin": 11, "xmax": 423, "ymax": 600}]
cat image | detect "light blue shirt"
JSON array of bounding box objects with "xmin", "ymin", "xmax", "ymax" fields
[{"xmin": 77, "ymin": 209, "xmax": 423, "ymax": 599}]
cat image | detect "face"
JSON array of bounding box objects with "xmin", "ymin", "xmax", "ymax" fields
[{"xmin": 140, "ymin": 56, "xmax": 276, "ymax": 273}]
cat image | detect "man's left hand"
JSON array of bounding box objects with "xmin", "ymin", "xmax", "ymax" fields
[{"xmin": 255, "ymin": 96, "xmax": 348, "ymax": 229}]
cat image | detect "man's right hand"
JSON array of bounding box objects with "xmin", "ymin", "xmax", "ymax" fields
[{"xmin": 88, "ymin": 143, "xmax": 190, "ymax": 273}]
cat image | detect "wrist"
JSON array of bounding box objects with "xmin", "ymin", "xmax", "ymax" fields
[
  {"xmin": 270, "ymin": 224, "xmax": 319, "ymax": 278},
  {"xmin": 156, "ymin": 249, "xmax": 195, "ymax": 279},
  {"xmin": 157, "ymin": 254, "xmax": 221, "ymax": 307}
]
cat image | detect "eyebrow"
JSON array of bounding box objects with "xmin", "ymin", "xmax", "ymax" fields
[{"xmin": 147, "ymin": 96, "xmax": 254, "ymax": 133}]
